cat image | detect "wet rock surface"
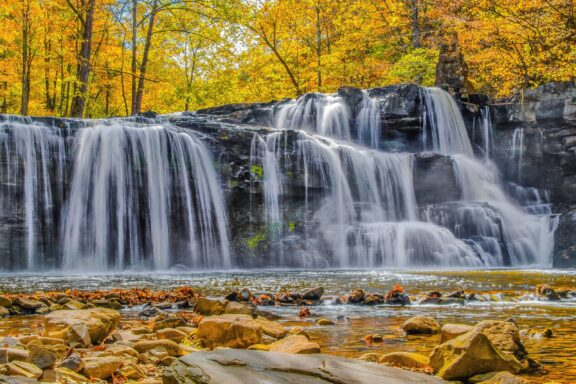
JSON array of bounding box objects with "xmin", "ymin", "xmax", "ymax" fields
[{"xmin": 163, "ymin": 349, "xmax": 447, "ymax": 384}]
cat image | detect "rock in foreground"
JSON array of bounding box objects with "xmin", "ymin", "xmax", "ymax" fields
[
  {"xmin": 43, "ymin": 308, "xmax": 120, "ymax": 347},
  {"xmin": 163, "ymin": 349, "xmax": 447, "ymax": 384}
]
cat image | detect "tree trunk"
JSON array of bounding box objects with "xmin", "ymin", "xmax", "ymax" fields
[
  {"xmin": 20, "ymin": 0, "xmax": 32, "ymax": 116},
  {"xmin": 134, "ymin": 0, "xmax": 158, "ymax": 115},
  {"xmin": 410, "ymin": 0, "xmax": 420, "ymax": 48},
  {"xmin": 70, "ymin": 0, "xmax": 95, "ymax": 118},
  {"xmin": 315, "ymin": 4, "xmax": 322, "ymax": 92},
  {"xmin": 131, "ymin": 0, "xmax": 138, "ymax": 115}
]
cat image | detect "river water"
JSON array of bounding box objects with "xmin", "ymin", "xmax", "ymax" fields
[{"xmin": 0, "ymin": 269, "xmax": 574, "ymax": 383}]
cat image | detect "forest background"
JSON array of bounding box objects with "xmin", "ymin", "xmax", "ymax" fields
[{"xmin": 0, "ymin": 0, "xmax": 574, "ymax": 117}]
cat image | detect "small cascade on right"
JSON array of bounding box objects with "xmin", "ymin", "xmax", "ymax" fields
[{"xmin": 421, "ymin": 87, "xmax": 555, "ymax": 266}]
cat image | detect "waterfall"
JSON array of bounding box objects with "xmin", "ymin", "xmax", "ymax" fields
[
  {"xmin": 0, "ymin": 116, "xmax": 66, "ymax": 270},
  {"xmin": 274, "ymin": 91, "xmax": 381, "ymax": 148},
  {"xmin": 0, "ymin": 84, "xmax": 558, "ymax": 270},
  {"xmin": 62, "ymin": 120, "xmax": 230, "ymax": 270},
  {"xmin": 252, "ymin": 86, "xmax": 556, "ymax": 267},
  {"xmin": 511, "ymin": 127, "xmax": 525, "ymax": 183},
  {"xmin": 356, "ymin": 90, "xmax": 381, "ymax": 148},
  {"xmin": 250, "ymin": 132, "xmax": 285, "ymax": 264},
  {"xmin": 422, "ymin": 87, "xmax": 474, "ymax": 156},
  {"xmin": 480, "ymin": 107, "xmax": 494, "ymax": 157}
]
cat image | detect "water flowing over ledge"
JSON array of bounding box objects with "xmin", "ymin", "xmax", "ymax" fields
[{"xmin": 0, "ymin": 87, "xmax": 557, "ymax": 270}]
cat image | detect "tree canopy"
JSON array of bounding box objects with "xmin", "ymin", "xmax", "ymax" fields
[{"xmin": 0, "ymin": 0, "xmax": 574, "ymax": 117}]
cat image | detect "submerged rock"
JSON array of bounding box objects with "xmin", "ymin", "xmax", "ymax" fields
[
  {"xmin": 268, "ymin": 335, "xmax": 320, "ymax": 354},
  {"xmin": 402, "ymin": 315, "xmax": 441, "ymax": 334},
  {"xmin": 163, "ymin": 349, "xmax": 447, "ymax": 384}
]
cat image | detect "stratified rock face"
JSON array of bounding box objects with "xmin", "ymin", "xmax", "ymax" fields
[
  {"xmin": 553, "ymin": 208, "xmax": 576, "ymax": 267},
  {"xmin": 163, "ymin": 349, "xmax": 448, "ymax": 384}
]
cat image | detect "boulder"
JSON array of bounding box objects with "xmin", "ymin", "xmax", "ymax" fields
[
  {"xmin": 133, "ymin": 340, "xmax": 181, "ymax": 357},
  {"xmin": 470, "ymin": 371, "xmax": 527, "ymax": 384},
  {"xmin": 58, "ymin": 353, "xmax": 84, "ymax": 372},
  {"xmin": 12, "ymin": 298, "xmax": 45, "ymax": 311},
  {"xmin": 82, "ymin": 356, "xmax": 123, "ymax": 380},
  {"xmin": 302, "ymin": 287, "xmax": 324, "ymax": 301},
  {"xmin": 104, "ymin": 344, "xmax": 139, "ymax": 358},
  {"xmin": 194, "ymin": 298, "xmax": 227, "ymax": 316},
  {"xmin": 197, "ymin": 314, "xmax": 262, "ymax": 349},
  {"xmin": 152, "ymin": 316, "xmax": 187, "ymax": 331},
  {"xmin": 379, "ymin": 352, "xmax": 429, "ymax": 370},
  {"xmin": 0, "ymin": 348, "xmax": 29, "ymax": 363},
  {"xmin": 441, "ymin": 324, "xmax": 474, "ymax": 343},
  {"xmin": 316, "ymin": 318, "xmax": 335, "ymax": 326},
  {"xmin": 473, "ymin": 320, "xmax": 527, "ymax": 358},
  {"xmin": 118, "ymin": 360, "xmax": 146, "ymax": 380},
  {"xmin": 26, "ymin": 346, "xmax": 56, "ymax": 369},
  {"xmin": 348, "ymin": 288, "xmax": 365, "ymax": 304},
  {"xmin": 6, "ymin": 361, "xmax": 43, "ymax": 379},
  {"xmin": 358, "ymin": 353, "xmax": 383, "ymax": 362},
  {"xmin": 43, "ymin": 308, "xmax": 120, "ymax": 346},
  {"xmin": 0, "ymin": 297, "xmax": 12, "ymax": 308},
  {"xmin": 157, "ymin": 328, "xmax": 188, "ymax": 343},
  {"xmin": 54, "ymin": 367, "xmax": 87, "ymax": 382},
  {"xmin": 402, "ymin": 316, "xmax": 441, "ymax": 334},
  {"xmin": 268, "ymin": 335, "xmax": 320, "ymax": 354},
  {"xmin": 0, "ymin": 374, "xmax": 37, "ymax": 384},
  {"xmin": 223, "ymin": 301, "xmax": 255, "ymax": 316},
  {"xmin": 163, "ymin": 350, "xmax": 447, "ymax": 384},
  {"xmin": 429, "ymin": 331, "xmax": 522, "ymax": 380},
  {"xmin": 535, "ymin": 284, "xmax": 560, "ymax": 301},
  {"xmin": 250, "ymin": 317, "xmax": 287, "ymax": 339},
  {"xmin": 0, "ymin": 308, "xmax": 8, "ymax": 318}
]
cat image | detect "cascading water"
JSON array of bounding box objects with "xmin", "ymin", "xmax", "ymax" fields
[
  {"xmin": 511, "ymin": 127, "xmax": 525, "ymax": 183},
  {"xmin": 480, "ymin": 107, "xmax": 494, "ymax": 158},
  {"xmin": 0, "ymin": 86, "xmax": 558, "ymax": 270},
  {"xmin": 421, "ymin": 87, "xmax": 474, "ymax": 155},
  {"xmin": 0, "ymin": 116, "xmax": 230, "ymax": 271},
  {"xmin": 274, "ymin": 90, "xmax": 381, "ymax": 148},
  {"xmin": 251, "ymin": 86, "xmax": 556, "ymax": 267},
  {"xmin": 62, "ymin": 120, "xmax": 230, "ymax": 270},
  {"xmin": 0, "ymin": 116, "xmax": 66, "ymax": 270}
]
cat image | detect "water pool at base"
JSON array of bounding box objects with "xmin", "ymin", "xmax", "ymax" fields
[{"xmin": 0, "ymin": 269, "xmax": 574, "ymax": 383}]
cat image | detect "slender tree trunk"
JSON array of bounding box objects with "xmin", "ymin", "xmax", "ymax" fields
[
  {"xmin": 44, "ymin": 32, "xmax": 54, "ymax": 111},
  {"xmin": 131, "ymin": 0, "xmax": 138, "ymax": 114},
  {"xmin": 410, "ymin": 0, "xmax": 420, "ymax": 48},
  {"xmin": 20, "ymin": 0, "xmax": 32, "ymax": 116},
  {"xmin": 315, "ymin": 4, "xmax": 322, "ymax": 92},
  {"xmin": 120, "ymin": 35, "xmax": 129, "ymax": 116},
  {"xmin": 70, "ymin": 0, "xmax": 96, "ymax": 118},
  {"xmin": 134, "ymin": 0, "xmax": 158, "ymax": 114}
]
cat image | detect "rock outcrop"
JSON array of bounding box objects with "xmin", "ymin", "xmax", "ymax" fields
[{"xmin": 163, "ymin": 349, "xmax": 448, "ymax": 384}]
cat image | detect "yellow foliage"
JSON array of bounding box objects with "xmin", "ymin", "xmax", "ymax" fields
[{"xmin": 0, "ymin": 0, "xmax": 573, "ymax": 117}]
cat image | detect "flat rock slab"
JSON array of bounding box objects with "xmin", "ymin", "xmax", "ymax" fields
[{"xmin": 163, "ymin": 349, "xmax": 447, "ymax": 384}]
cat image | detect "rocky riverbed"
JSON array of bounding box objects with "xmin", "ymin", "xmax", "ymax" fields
[{"xmin": 0, "ymin": 270, "xmax": 573, "ymax": 383}]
